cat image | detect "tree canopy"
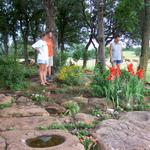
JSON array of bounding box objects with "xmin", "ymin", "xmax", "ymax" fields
[{"xmin": 0, "ymin": 0, "xmax": 149, "ymax": 76}]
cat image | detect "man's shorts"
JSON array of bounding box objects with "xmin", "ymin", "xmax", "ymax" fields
[
  {"xmin": 48, "ymin": 56, "xmax": 53, "ymax": 67},
  {"xmin": 113, "ymin": 60, "xmax": 123, "ymax": 64},
  {"xmin": 37, "ymin": 59, "xmax": 48, "ymax": 64}
]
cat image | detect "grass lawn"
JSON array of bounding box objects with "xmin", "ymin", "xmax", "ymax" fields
[
  {"xmin": 146, "ymin": 68, "xmax": 150, "ymax": 82},
  {"xmin": 74, "ymin": 50, "xmax": 150, "ymax": 82}
]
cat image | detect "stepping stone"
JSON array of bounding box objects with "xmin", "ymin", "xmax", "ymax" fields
[
  {"xmin": 0, "ymin": 94, "xmax": 12, "ymax": 105},
  {"xmin": 0, "ymin": 104, "xmax": 49, "ymax": 117},
  {"xmin": 0, "ymin": 116, "xmax": 60, "ymax": 131},
  {"xmin": 94, "ymin": 111, "xmax": 150, "ymax": 150}
]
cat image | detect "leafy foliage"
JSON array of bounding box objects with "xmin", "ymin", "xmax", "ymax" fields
[
  {"xmin": 115, "ymin": 0, "xmax": 144, "ymax": 40},
  {"xmin": 54, "ymin": 51, "xmax": 70, "ymax": 70},
  {"xmin": 91, "ymin": 65, "xmax": 109, "ymax": 97},
  {"xmin": 31, "ymin": 93, "xmax": 47, "ymax": 104},
  {"xmin": 0, "ymin": 56, "xmax": 28, "ymax": 90},
  {"xmin": 63, "ymin": 101, "xmax": 80, "ymax": 116},
  {"xmin": 0, "ymin": 103, "xmax": 12, "ymax": 110},
  {"xmin": 58, "ymin": 65, "xmax": 84, "ymax": 85},
  {"xmin": 55, "ymin": 0, "xmax": 87, "ymax": 48},
  {"xmin": 91, "ymin": 108, "xmax": 112, "ymax": 120},
  {"xmin": 91, "ymin": 65, "xmax": 146, "ymax": 110}
]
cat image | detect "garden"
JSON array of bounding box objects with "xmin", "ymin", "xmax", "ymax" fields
[
  {"xmin": 0, "ymin": 0, "xmax": 150, "ymax": 149},
  {"xmin": 0, "ymin": 51, "xmax": 150, "ymax": 149}
]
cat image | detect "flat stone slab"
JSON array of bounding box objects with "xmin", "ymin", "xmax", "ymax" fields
[
  {"xmin": 75, "ymin": 113, "xmax": 97, "ymax": 125},
  {"xmin": 0, "ymin": 94, "xmax": 12, "ymax": 105},
  {"xmin": 1, "ymin": 130, "xmax": 84, "ymax": 150},
  {"xmin": 88, "ymin": 98, "xmax": 107, "ymax": 111},
  {"xmin": 15, "ymin": 96, "xmax": 34, "ymax": 106},
  {"xmin": 45, "ymin": 104, "xmax": 66, "ymax": 115},
  {"xmin": 0, "ymin": 104, "xmax": 49, "ymax": 117},
  {"xmin": 0, "ymin": 136, "xmax": 5, "ymax": 150},
  {"xmin": 95, "ymin": 111, "xmax": 150, "ymax": 150},
  {"xmin": 72, "ymin": 96, "xmax": 88, "ymax": 104},
  {"xmin": 0, "ymin": 116, "xmax": 60, "ymax": 131}
]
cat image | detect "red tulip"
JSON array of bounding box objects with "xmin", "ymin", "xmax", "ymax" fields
[
  {"xmin": 106, "ymin": 66, "xmax": 116, "ymax": 80},
  {"xmin": 136, "ymin": 69, "xmax": 144, "ymax": 79},
  {"xmin": 116, "ymin": 66, "xmax": 121, "ymax": 77},
  {"xmin": 127, "ymin": 63, "xmax": 134, "ymax": 76}
]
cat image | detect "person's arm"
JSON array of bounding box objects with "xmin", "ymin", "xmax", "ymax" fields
[
  {"xmin": 109, "ymin": 43, "xmax": 113, "ymax": 63},
  {"xmin": 121, "ymin": 43, "xmax": 124, "ymax": 62},
  {"xmin": 121, "ymin": 49, "xmax": 123, "ymax": 62},
  {"xmin": 32, "ymin": 40, "xmax": 41, "ymax": 53}
]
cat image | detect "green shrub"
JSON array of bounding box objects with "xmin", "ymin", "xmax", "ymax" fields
[
  {"xmin": 31, "ymin": 93, "xmax": 48, "ymax": 103},
  {"xmin": 23, "ymin": 65, "xmax": 37, "ymax": 78},
  {"xmin": 91, "ymin": 108, "xmax": 111, "ymax": 120},
  {"xmin": 58, "ymin": 65, "xmax": 84, "ymax": 85},
  {"xmin": 91, "ymin": 65, "xmax": 145, "ymax": 110},
  {"xmin": 91, "ymin": 65, "xmax": 109, "ymax": 97},
  {"xmin": 144, "ymin": 88, "xmax": 150, "ymax": 96},
  {"xmin": 72, "ymin": 49, "xmax": 82, "ymax": 62},
  {"xmin": 0, "ymin": 103, "xmax": 12, "ymax": 109},
  {"xmin": 134, "ymin": 48, "xmax": 141, "ymax": 56},
  {"xmin": 48, "ymin": 123, "xmax": 66, "ymax": 130},
  {"xmin": 0, "ymin": 56, "xmax": 27, "ymax": 90},
  {"xmin": 54, "ymin": 51, "xmax": 70, "ymax": 71},
  {"xmin": 63, "ymin": 101, "xmax": 80, "ymax": 116}
]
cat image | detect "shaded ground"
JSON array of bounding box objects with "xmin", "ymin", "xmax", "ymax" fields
[
  {"xmin": 0, "ymin": 75, "xmax": 104, "ymax": 150},
  {"xmin": 0, "ymin": 74, "xmax": 150, "ymax": 150}
]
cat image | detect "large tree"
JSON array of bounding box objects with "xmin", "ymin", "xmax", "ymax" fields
[
  {"xmin": 42, "ymin": 0, "xmax": 57, "ymax": 55},
  {"xmin": 139, "ymin": 0, "xmax": 150, "ymax": 79},
  {"xmin": 0, "ymin": 0, "xmax": 10, "ymax": 55},
  {"xmin": 56, "ymin": 0, "xmax": 86, "ymax": 49},
  {"xmin": 115, "ymin": 0, "xmax": 143, "ymax": 42},
  {"xmin": 97, "ymin": 0, "xmax": 105, "ymax": 67},
  {"xmin": 115, "ymin": 0, "xmax": 150, "ymax": 79}
]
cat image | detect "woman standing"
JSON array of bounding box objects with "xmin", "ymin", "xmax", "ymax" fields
[{"xmin": 32, "ymin": 33, "xmax": 49, "ymax": 85}]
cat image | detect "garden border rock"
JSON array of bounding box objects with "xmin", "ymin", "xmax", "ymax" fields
[{"xmin": 1, "ymin": 130, "xmax": 84, "ymax": 150}]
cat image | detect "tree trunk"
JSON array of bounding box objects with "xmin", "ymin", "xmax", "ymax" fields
[
  {"xmin": 43, "ymin": 0, "xmax": 57, "ymax": 54},
  {"xmin": 20, "ymin": 19, "xmax": 29, "ymax": 64},
  {"xmin": 3, "ymin": 33, "xmax": 9, "ymax": 55},
  {"xmin": 23, "ymin": 36, "xmax": 29, "ymax": 64},
  {"xmin": 90, "ymin": 40, "xmax": 98, "ymax": 65},
  {"xmin": 83, "ymin": 34, "xmax": 92, "ymax": 68},
  {"xmin": 82, "ymin": 46, "xmax": 88, "ymax": 69},
  {"xmin": 12, "ymin": 34, "xmax": 17, "ymax": 61},
  {"xmin": 95, "ymin": 49, "xmax": 98, "ymax": 65},
  {"xmin": 60, "ymin": 37, "xmax": 65, "ymax": 65},
  {"xmin": 32, "ymin": 35, "xmax": 37, "ymax": 63},
  {"xmin": 97, "ymin": 0, "xmax": 106, "ymax": 68},
  {"xmin": 139, "ymin": 0, "xmax": 150, "ymax": 80}
]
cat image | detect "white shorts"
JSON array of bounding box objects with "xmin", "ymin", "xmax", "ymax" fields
[
  {"xmin": 37, "ymin": 59, "xmax": 48, "ymax": 64},
  {"xmin": 48, "ymin": 56, "xmax": 53, "ymax": 67}
]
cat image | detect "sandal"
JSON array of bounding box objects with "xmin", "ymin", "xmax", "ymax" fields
[{"xmin": 45, "ymin": 81, "xmax": 50, "ymax": 85}]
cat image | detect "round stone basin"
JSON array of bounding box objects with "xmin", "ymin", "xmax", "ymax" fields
[
  {"xmin": 26, "ymin": 135, "xmax": 65, "ymax": 148},
  {"xmin": 0, "ymin": 130, "xmax": 85, "ymax": 150}
]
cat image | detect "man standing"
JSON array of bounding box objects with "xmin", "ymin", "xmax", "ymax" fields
[
  {"xmin": 44, "ymin": 31, "xmax": 54, "ymax": 80},
  {"xmin": 109, "ymin": 34, "xmax": 123, "ymax": 68}
]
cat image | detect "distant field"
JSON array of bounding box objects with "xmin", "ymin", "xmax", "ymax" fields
[{"xmin": 69, "ymin": 50, "xmax": 150, "ymax": 82}]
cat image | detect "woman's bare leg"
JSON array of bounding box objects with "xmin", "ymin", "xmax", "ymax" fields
[
  {"xmin": 39, "ymin": 64, "xmax": 45, "ymax": 85},
  {"xmin": 43, "ymin": 64, "xmax": 47, "ymax": 83}
]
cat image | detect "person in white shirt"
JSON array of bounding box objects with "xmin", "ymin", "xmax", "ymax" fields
[
  {"xmin": 32, "ymin": 33, "xmax": 49, "ymax": 85},
  {"xmin": 109, "ymin": 34, "xmax": 123, "ymax": 68}
]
